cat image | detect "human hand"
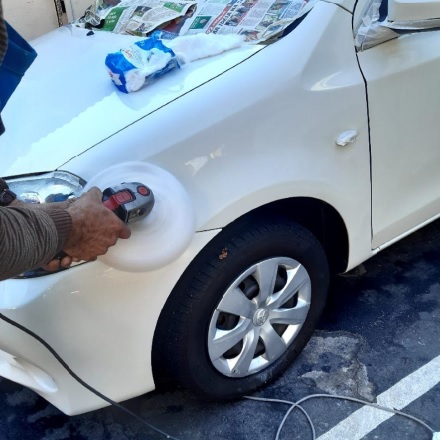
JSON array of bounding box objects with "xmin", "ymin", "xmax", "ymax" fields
[
  {"xmin": 42, "ymin": 253, "xmax": 78, "ymax": 272},
  {"xmin": 63, "ymin": 187, "xmax": 131, "ymax": 261}
]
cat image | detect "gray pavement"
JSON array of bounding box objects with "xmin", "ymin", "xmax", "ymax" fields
[{"xmin": 1, "ymin": 218, "xmax": 440, "ymax": 440}]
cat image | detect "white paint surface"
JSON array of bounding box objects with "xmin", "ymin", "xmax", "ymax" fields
[{"xmin": 317, "ymin": 355, "xmax": 440, "ymax": 439}]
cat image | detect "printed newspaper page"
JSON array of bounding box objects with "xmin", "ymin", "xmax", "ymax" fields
[
  {"xmin": 179, "ymin": 0, "xmax": 317, "ymax": 42},
  {"xmin": 76, "ymin": 0, "xmax": 317, "ymax": 43},
  {"xmin": 78, "ymin": 0, "xmax": 197, "ymax": 36}
]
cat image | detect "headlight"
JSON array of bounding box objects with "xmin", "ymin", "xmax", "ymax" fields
[
  {"xmin": 5, "ymin": 171, "xmax": 86, "ymax": 279},
  {"xmin": 6, "ymin": 171, "xmax": 85, "ymax": 203}
]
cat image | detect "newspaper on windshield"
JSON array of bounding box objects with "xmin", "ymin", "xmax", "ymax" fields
[
  {"xmin": 76, "ymin": 0, "xmax": 317, "ymax": 42},
  {"xmin": 77, "ymin": 0, "xmax": 197, "ymax": 37},
  {"xmin": 179, "ymin": 0, "xmax": 317, "ymax": 42}
]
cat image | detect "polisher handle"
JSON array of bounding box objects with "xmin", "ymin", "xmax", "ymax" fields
[{"xmin": 102, "ymin": 182, "xmax": 155, "ymax": 224}]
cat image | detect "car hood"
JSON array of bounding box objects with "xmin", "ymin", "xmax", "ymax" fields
[{"xmin": 0, "ymin": 26, "xmax": 262, "ymax": 178}]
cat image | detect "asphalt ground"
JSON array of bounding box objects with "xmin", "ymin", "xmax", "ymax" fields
[{"xmin": 1, "ymin": 218, "xmax": 440, "ymax": 440}]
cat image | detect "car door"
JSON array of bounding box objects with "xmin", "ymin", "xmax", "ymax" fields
[{"xmin": 356, "ymin": 0, "xmax": 440, "ymax": 248}]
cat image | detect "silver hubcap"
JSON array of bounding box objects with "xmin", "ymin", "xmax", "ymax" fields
[{"xmin": 208, "ymin": 257, "xmax": 311, "ymax": 378}]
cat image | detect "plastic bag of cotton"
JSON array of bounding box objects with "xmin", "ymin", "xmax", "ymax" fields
[{"xmin": 105, "ymin": 33, "xmax": 243, "ymax": 93}]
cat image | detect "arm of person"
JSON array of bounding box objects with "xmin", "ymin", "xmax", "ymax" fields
[
  {"xmin": 6, "ymin": 190, "xmax": 77, "ymax": 271},
  {"xmin": 0, "ymin": 204, "xmax": 71, "ymax": 280},
  {"xmin": 0, "ymin": 184, "xmax": 131, "ymax": 281}
]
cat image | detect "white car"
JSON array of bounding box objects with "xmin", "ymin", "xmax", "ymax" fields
[{"xmin": 0, "ymin": 0, "xmax": 439, "ymax": 416}]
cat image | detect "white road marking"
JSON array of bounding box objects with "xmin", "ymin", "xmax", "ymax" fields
[{"xmin": 317, "ymin": 354, "xmax": 440, "ymax": 440}]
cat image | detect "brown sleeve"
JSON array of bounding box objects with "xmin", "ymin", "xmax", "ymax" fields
[{"xmin": 0, "ymin": 206, "xmax": 72, "ymax": 280}]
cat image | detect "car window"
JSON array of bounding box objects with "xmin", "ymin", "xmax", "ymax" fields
[
  {"xmin": 353, "ymin": 0, "xmax": 399, "ymax": 50},
  {"xmin": 354, "ymin": 0, "xmax": 440, "ymax": 51}
]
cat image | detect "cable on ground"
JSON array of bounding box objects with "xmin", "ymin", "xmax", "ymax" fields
[{"xmin": 245, "ymin": 393, "xmax": 438, "ymax": 440}]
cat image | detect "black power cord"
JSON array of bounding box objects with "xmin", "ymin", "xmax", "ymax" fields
[{"xmin": 0, "ymin": 311, "xmax": 179, "ymax": 440}]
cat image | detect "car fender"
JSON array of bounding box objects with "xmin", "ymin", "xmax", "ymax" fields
[{"xmin": 64, "ymin": 2, "xmax": 372, "ymax": 270}]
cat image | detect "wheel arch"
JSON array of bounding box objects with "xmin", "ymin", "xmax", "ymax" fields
[{"xmin": 239, "ymin": 196, "xmax": 349, "ymax": 274}]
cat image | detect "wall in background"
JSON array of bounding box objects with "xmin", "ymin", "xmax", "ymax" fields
[
  {"xmin": 3, "ymin": 0, "xmax": 92, "ymax": 41},
  {"xmin": 64, "ymin": 0, "xmax": 93, "ymax": 22},
  {"xmin": 3, "ymin": 0, "xmax": 60, "ymax": 40}
]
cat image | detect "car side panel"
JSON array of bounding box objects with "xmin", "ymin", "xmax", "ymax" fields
[{"xmin": 358, "ymin": 31, "xmax": 440, "ymax": 248}]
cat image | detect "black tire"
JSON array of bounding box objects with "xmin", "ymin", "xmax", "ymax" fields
[{"xmin": 152, "ymin": 214, "xmax": 329, "ymax": 399}]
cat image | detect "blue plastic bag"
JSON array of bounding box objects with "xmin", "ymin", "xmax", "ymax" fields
[{"xmin": 105, "ymin": 36, "xmax": 180, "ymax": 93}]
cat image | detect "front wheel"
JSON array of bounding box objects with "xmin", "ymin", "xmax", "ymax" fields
[{"xmin": 153, "ymin": 215, "xmax": 329, "ymax": 399}]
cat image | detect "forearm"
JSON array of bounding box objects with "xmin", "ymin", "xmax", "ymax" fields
[
  {"xmin": 0, "ymin": 206, "xmax": 71, "ymax": 280},
  {"xmin": 0, "ymin": 180, "xmax": 130, "ymax": 279}
]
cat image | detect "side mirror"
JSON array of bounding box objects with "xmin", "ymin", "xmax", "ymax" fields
[{"xmin": 388, "ymin": 0, "xmax": 440, "ymax": 21}]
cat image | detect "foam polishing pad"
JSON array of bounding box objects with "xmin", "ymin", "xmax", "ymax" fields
[{"xmin": 83, "ymin": 162, "xmax": 195, "ymax": 271}]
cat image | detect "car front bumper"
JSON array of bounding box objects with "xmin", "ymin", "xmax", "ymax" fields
[{"xmin": 0, "ymin": 229, "xmax": 219, "ymax": 415}]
